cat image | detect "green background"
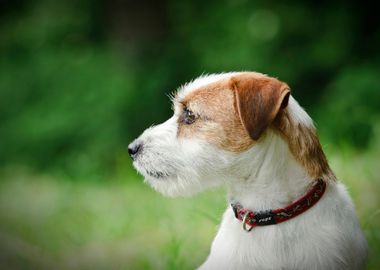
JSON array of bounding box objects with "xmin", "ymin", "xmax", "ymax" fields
[{"xmin": 0, "ymin": 0, "xmax": 379, "ymax": 269}]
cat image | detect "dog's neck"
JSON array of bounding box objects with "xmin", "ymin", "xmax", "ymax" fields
[
  {"xmin": 228, "ymin": 131, "xmax": 312, "ymax": 211},
  {"xmin": 227, "ymin": 98, "xmax": 335, "ymax": 211}
]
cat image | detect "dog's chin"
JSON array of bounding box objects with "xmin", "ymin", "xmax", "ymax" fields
[
  {"xmin": 143, "ymin": 175, "xmax": 200, "ymax": 197},
  {"xmin": 133, "ymin": 158, "xmax": 221, "ymax": 197},
  {"xmin": 136, "ymin": 169, "xmax": 203, "ymax": 197}
]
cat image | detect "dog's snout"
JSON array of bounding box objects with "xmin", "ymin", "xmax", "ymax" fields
[{"xmin": 128, "ymin": 141, "xmax": 143, "ymax": 160}]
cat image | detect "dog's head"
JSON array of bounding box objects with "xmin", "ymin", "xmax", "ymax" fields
[{"xmin": 128, "ymin": 72, "xmax": 294, "ymax": 196}]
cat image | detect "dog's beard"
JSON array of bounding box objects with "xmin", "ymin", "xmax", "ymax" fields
[{"xmin": 132, "ymin": 139, "xmax": 235, "ymax": 197}]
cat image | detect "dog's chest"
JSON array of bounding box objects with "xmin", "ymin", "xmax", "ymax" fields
[{"xmin": 199, "ymin": 186, "xmax": 367, "ymax": 270}]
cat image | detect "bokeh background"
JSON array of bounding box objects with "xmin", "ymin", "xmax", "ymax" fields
[{"xmin": 0, "ymin": 0, "xmax": 379, "ymax": 269}]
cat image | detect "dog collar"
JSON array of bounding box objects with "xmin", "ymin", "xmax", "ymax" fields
[{"xmin": 231, "ymin": 179, "xmax": 326, "ymax": 232}]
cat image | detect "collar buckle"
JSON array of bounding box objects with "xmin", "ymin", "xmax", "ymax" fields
[{"xmin": 242, "ymin": 212, "xmax": 254, "ymax": 232}]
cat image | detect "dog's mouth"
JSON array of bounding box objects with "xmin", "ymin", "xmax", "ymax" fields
[
  {"xmin": 145, "ymin": 169, "xmax": 170, "ymax": 179},
  {"xmin": 132, "ymin": 156, "xmax": 173, "ymax": 180}
]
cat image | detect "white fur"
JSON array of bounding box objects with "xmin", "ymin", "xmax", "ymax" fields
[
  {"xmin": 287, "ymin": 96, "xmax": 315, "ymax": 128},
  {"xmin": 131, "ymin": 73, "xmax": 368, "ymax": 269}
]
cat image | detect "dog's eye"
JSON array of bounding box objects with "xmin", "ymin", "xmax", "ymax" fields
[{"xmin": 183, "ymin": 107, "xmax": 196, "ymax": 125}]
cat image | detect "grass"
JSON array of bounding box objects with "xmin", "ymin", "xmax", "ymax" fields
[
  {"xmin": 0, "ymin": 168, "xmax": 226, "ymax": 270},
  {"xmin": 0, "ymin": 141, "xmax": 379, "ymax": 269}
]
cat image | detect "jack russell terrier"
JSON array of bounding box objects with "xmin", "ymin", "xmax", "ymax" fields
[{"xmin": 128, "ymin": 72, "xmax": 368, "ymax": 269}]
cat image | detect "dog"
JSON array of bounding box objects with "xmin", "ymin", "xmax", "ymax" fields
[{"xmin": 128, "ymin": 72, "xmax": 368, "ymax": 269}]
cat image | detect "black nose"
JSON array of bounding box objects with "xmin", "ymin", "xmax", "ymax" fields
[{"xmin": 128, "ymin": 141, "xmax": 142, "ymax": 159}]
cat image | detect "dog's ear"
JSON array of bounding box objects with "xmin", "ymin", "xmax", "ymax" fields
[{"xmin": 231, "ymin": 74, "xmax": 290, "ymax": 140}]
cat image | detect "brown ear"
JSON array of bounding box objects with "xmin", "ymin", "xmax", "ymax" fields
[{"xmin": 231, "ymin": 74, "xmax": 290, "ymax": 140}]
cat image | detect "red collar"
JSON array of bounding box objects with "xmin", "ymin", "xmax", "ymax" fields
[{"xmin": 231, "ymin": 179, "xmax": 326, "ymax": 231}]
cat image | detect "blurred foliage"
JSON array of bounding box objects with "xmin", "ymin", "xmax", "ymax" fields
[
  {"xmin": 0, "ymin": 0, "xmax": 379, "ymax": 176},
  {"xmin": 316, "ymin": 66, "xmax": 380, "ymax": 148},
  {"xmin": 0, "ymin": 0, "xmax": 134, "ymax": 177}
]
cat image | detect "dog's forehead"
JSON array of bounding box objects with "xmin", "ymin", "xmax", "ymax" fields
[
  {"xmin": 174, "ymin": 72, "xmax": 266, "ymax": 105},
  {"xmin": 178, "ymin": 72, "xmax": 237, "ymax": 98}
]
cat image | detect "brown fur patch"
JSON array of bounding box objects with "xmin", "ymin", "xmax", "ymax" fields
[
  {"xmin": 273, "ymin": 111, "xmax": 336, "ymax": 182},
  {"xmin": 177, "ymin": 79, "xmax": 253, "ymax": 152}
]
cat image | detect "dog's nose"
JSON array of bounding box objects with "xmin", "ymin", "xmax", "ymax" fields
[{"xmin": 128, "ymin": 141, "xmax": 143, "ymax": 159}]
